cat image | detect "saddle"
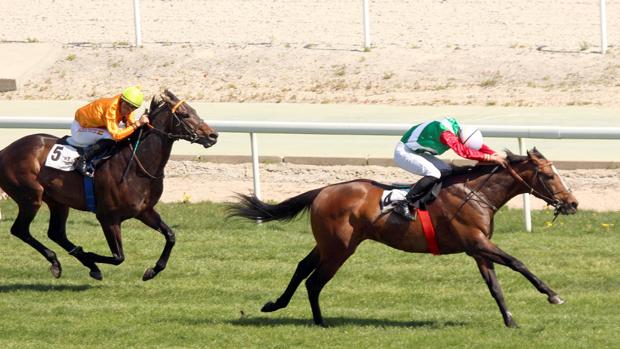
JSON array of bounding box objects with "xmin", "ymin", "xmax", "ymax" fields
[{"xmin": 378, "ymin": 180, "xmax": 442, "ymax": 213}]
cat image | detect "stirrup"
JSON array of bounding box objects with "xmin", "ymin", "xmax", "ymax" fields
[
  {"xmin": 75, "ymin": 158, "xmax": 94, "ymax": 178},
  {"xmin": 393, "ymin": 201, "xmax": 417, "ymax": 221}
]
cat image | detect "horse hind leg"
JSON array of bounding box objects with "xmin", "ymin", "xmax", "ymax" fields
[
  {"xmin": 262, "ymin": 246, "xmax": 320, "ymax": 313},
  {"xmin": 45, "ymin": 201, "xmax": 102, "ymax": 280},
  {"xmin": 10, "ymin": 202, "xmax": 61, "ymax": 278},
  {"xmin": 305, "ymin": 251, "xmax": 353, "ymax": 327}
]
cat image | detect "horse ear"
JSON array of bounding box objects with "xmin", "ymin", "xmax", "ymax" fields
[
  {"xmin": 160, "ymin": 92, "xmax": 173, "ymax": 104},
  {"xmin": 531, "ymin": 147, "xmax": 546, "ymax": 159},
  {"xmin": 527, "ymin": 147, "xmax": 545, "ymax": 160},
  {"xmin": 148, "ymin": 97, "xmax": 158, "ymax": 114},
  {"xmin": 163, "ymin": 89, "xmax": 179, "ymax": 102}
]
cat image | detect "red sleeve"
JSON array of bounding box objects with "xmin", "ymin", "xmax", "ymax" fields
[
  {"xmin": 478, "ymin": 144, "xmax": 497, "ymax": 155},
  {"xmin": 439, "ymin": 131, "xmax": 488, "ymax": 161}
]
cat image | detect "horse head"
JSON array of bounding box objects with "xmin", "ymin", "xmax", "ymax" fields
[
  {"xmin": 147, "ymin": 90, "xmax": 218, "ymax": 148},
  {"xmin": 507, "ymin": 148, "xmax": 578, "ymax": 216}
]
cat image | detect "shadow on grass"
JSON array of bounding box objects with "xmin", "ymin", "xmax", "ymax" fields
[
  {"xmin": 0, "ymin": 283, "xmax": 94, "ymax": 293},
  {"xmin": 227, "ymin": 316, "xmax": 465, "ymax": 328}
]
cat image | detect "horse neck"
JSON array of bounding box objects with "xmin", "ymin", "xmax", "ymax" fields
[
  {"xmin": 136, "ymin": 113, "xmax": 175, "ymax": 175},
  {"xmin": 465, "ymin": 165, "xmax": 531, "ymax": 210}
]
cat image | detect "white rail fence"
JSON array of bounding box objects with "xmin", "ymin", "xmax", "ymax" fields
[{"xmin": 1, "ymin": 116, "xmax": 620, "ymax": 231}]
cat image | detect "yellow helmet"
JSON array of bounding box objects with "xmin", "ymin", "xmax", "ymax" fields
[{"xmin": 121, "ymin": 86, "xmax": 144, "ymax": 108}]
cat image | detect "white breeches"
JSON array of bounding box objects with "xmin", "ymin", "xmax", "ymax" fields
[
  {"xmin": 70, "ymin": 120, "xmax": 113, "ymax": 147},
  {"xmin": 393, "ymin": 142, "xmax": 451, "ymax": 179}
]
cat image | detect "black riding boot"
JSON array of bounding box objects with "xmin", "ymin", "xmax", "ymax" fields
[
  {"xmin": 75, "ymin": 139, "xmax": 115, "ymax": 177},
  {"xmin": 393, "ymin": 176, "xmax": 439, "ymax": 220}
]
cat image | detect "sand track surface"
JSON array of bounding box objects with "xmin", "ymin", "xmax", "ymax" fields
[{"xmin": 163, "ymin": 161, "xmax": 620, "ymax": 212}]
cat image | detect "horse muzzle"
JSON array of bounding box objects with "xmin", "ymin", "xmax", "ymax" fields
[
  {"xmin": 198, "ymin": 132, "xmax": 218, "ymax": 148},
  {"xmin": 556, "ymin": 200, "xmax": 578, "ymax": 215}
]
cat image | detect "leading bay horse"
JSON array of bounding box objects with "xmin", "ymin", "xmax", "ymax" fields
[
  {"xmin": 229, "ymin": 149, "xmax": 579, "ymax": 327},
  {"xmin": 0, "ymin": 90, "xmax": 218, "ymax": 281}
]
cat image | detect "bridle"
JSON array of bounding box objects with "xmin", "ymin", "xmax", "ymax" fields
[
  {"xmin": 506, "ymin": 161, "xmax": 572, "ymax": 219},
  {"xmin": 449, "ymin": 159, "xmax": 571, "ymax": 222},
  {"xmin": 145, "ymin": 99, "xmax": 201, "ymax": 143},
  {"xmin": 121, "ymin": 99, "xmax": 202, "ymax": 181}
]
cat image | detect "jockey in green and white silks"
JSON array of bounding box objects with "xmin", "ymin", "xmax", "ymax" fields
[{"xmin": 392, "ymin": 117, "xmax": 507, "ymax": 220}]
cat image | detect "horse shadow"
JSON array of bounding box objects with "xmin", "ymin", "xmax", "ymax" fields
[
  {"xmin": 0, "ymin": 283, "xmax": 94, "ymax": 293},
  {"xmin": 227, "ymin": 316, "xmax": 465, "ymax": 328}
]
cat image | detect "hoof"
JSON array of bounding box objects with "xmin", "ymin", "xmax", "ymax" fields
[
  {"xmin": 89, "ymin": 270, "xmax": 103, "ymax": 281},
  {"xmin": 548, "ymin": 295, "xmax": 565, "ymax": 304},
  {"xmin": 504, "ymin": 312, "xmax": 518, "ymax": 328},
  {"xmin": 506, "ymin": 320, "xmax": 519, "ymax": 328},
  {"xmin": 142, "ymin": 268, "xmax": 157, "ymax": 281},
  {"xmin": 261, "ymin": 301, "xmax": 283, "ymax": 313},
  {"xmin": 50, "ymin": 263, "xmax": 62, "ymax": 279},
  {"xmin": 314, "ymin": 321, "xmax": 328, "ymax": 328}
]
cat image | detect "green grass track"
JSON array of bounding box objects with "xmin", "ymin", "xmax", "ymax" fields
[{"xmin": 0, "ymin": 200, "xmax": 618, "ymax": 348}]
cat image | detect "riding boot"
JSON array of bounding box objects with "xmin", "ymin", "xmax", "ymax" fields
[
  {"xmin": 393, "ymin": 176, "xmax": 439, "ymax": 220},
  {"xmin": 75, "ymin": 139, "xmax": 115, "ymax": 177}
]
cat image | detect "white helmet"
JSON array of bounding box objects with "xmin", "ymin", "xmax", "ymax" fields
[{"xmin": 459, "ymin": 126, "xmax": 483, "ymax": 150}]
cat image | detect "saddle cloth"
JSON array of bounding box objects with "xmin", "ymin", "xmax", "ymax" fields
[
  {"xmin": 380, "ymin": 188, "xmax": 409, "ymax": 213},
  {"xmin": 45, "ymin": 143, "xmax": 80, "ymax": 171}
]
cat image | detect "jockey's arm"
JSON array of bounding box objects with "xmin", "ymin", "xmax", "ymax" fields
[
  {"xmin": 105, "ymin": 110, "xmax": 137, "ymax": 141},
  {"xmin": 478, "ymin": 144, "xmax": 497, "ymax": 155},
  {"xmin": 439, "ymin": 131, "xmax": 490, "ymax": 161}
]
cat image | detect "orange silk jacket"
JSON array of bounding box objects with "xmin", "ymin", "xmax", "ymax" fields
[{"xmin": 75, "ymin": 95, "xmax": 137, "ymax": 141}]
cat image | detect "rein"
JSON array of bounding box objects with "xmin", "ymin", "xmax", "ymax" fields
[
  {"xmin": 120, "ymin": 99, "xmax": 197, "ymax": 181},
  {"xmin": 448, "ymin": 165, "xmax": 500, "ymax": 222}
]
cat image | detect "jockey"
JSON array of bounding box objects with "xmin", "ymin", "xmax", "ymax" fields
[
  {"xmin": 71, "ymin": 86, "xmax": 150, "ymax": 177},
  {"xmin": 393, "ymin": 117, "xmax": 507, "ymax": 220}
]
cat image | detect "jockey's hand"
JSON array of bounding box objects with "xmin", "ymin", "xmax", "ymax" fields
[
  {"xmin": 489, "ymin": 153, "xmax": 508, "ymax": 168},
  {"xmin": 135, "ymin": 114, "xmax": 150, "ymax": 127}
]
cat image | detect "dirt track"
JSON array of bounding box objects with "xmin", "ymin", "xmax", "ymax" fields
[{"xmin": 162, "ymin": 161, "xmax": 620, "ymax": 212}]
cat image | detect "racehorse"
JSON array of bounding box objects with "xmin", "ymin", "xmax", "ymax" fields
[
  {"xmin": 229, "ymin": 149, "xmax": 578, "ymax": 327},
  {"xmin": 0, "ymin": 90, "xmax": 218, "ymax": 281}
]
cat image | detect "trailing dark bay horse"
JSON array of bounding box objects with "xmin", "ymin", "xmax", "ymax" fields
[
  {"xmin": 229, "ymin": 149, "xmax": 578, "ymax": 327},
  {"xmin": 0, "ymin": 90, "xmax": 218, "ymax": 281}
]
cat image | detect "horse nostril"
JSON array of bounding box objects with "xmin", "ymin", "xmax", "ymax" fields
[
  {"xmin": 209, "ymin": 133, "xmax": 219, "ymax": 141},
  {"xmin": 571, "ymin": 201, "xmax": 578, "ymax": 209}
]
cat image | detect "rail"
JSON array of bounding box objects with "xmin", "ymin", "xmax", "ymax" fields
[{"xmin": 1, "ymin": 116, "xmax": 620, "ymax": 232}]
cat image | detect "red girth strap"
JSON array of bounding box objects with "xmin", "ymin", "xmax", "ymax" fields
[{"xmin": 418, "ymin": 209, "xmax": 440, "ymax": 255}]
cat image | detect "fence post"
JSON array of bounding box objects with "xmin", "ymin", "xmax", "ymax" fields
[
  {"xmin": 362, "ymin": 0, "xmax": 371, "ymax": 50},
  {"xmin": 133, "ymin": 0, "xmax": 142, "ymax": 47},
  {"xmin": 600, "ymin": 0, "xmax": 608, "ymax": 54},
  {"xmin": 250, "ymin": 133, "xmax": 262, "ymax": 200},
  {"xmin": 518, "ymin": 138, "xmax": 532, "ymax": 232}
]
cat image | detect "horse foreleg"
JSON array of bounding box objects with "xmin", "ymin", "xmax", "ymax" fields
[
  {"xmin": 262, "ymin": 246, "xmax": 320, "ymax": 313},
  {"xmin": 136, "ymin": 208, "xmax": 175, "ymax": 281},
  {"xmin": 11, "ymin": 202, "xmax": 61, "ymax": 278},
  {"xmin": 472, "ymin": 255, "xmax": 517, "ymax": 328},
  {"xmin": 46, "ymin": 201, "xmax": 102, "ymax": 280},
  {"xmin": 474, "ymin": 240, "xmax": 564, "ymax": 305}
]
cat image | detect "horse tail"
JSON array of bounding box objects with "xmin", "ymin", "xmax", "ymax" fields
[{"xmin": 228, "ymin": 187, "xmax": 323, "ymax": 222}]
